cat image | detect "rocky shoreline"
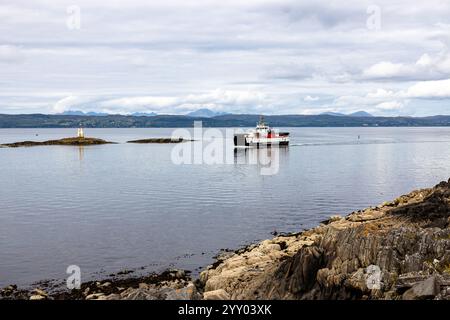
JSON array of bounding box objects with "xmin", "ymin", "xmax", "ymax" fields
[
  {"xmin": 2, "ymin": 179, "xmax": 450, "ymax": 300},
  {"xmin": 200, "ymin": 179, "xmax": 450, "ymax": 300},
  {"xmin": 0, "ymin": 269, "xmax": 202, "ymax": 300}
]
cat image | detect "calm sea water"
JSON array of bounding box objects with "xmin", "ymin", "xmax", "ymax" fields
[{"xmin": 1, "ymin": 127, "xmax": 450, "ymax": 287}]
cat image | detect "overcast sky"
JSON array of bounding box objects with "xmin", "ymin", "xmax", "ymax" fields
[{"xmin": 1, "ymin": 0, "xmax": 450, "ymax": 116}]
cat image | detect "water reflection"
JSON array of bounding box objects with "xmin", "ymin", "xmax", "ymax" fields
[
  {"xmin": 234, "ymin": 147, "xmax": 289, "ymax": 175},
  {"xmin": 78, "ymin": 146, "xmax": 84, "ymax": 161}
]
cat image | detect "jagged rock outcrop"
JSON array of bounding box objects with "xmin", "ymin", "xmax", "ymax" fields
[{"xmin": 201, "ymin": 179, "xmax": 450, "ymax": 300}]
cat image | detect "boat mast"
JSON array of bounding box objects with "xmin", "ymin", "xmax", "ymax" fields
[{"xmin": 258, "ymin": 115, "xmax": 266, "ymax": 127}]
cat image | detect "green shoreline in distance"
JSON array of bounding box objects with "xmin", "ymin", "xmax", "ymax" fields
[{"xmin": 2, "ymin": 113, "xmax": 450, "ymax": 127}]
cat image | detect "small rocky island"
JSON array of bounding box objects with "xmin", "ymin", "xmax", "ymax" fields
[
  {"xmin": 1, "ymin": 137, "xmax": 115, "ymax": 148},
  {"xmin": 127, "ymin": 137, "xmax": 188, "ymax": 144},
  {"xmin": 2, "ymin": 179, "xmax": 450, "ymax": 300}
]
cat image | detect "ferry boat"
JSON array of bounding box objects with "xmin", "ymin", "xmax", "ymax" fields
[{"xmin": 234, "ymin": 116, "xmax": 290, "ymax": 147}]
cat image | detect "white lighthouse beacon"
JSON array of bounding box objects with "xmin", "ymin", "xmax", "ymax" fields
[{"xmin": 77, "ymin": 127, "xmax": 84, "ymax": 138}]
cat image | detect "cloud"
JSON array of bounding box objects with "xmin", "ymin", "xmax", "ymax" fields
[
  {"xmin": 304, "ymin": 95, "xmax": 319, "ymax": 101},
  {"xmin": 0, "ymin": 45, "xmax": 24, "ymax": 63},
  {"xmin": 329, "ymin": 77, "xmax": 450, "ymax": 116},
  {"xmin": 366, "ymin": 88, "xmax": 396, "ymax": 99},
  {"xmin": 2, "ymin": 1, "xmax": 450, "ymax": 116},
  {"xmin": 416, "ymin": 52, "xmax": 450, "ymax": 74},
  {"xmin": 100, "ymin": 96, "xmax": 179, "ymax": 110},
  {"xmin": 184, "ymin": 89, "xmax": 266, "ymax": 108},
  {"xmin": 53, "ymin": 95, "xmax": 96, "ymax": 113},
  {"xmin": 363, "ymin": 62, "xmax": 414, "ymax": 79},
  {"xmin": 50, "ymin": 89, "xmax": 271, "ymax": 114},
  {"xmin": 263, "ymin": 63, "xmax": 316, "ymax": 80},
  {"xmin": 362, "ymin": 51, "xmax": 450, "ymax": 81},
  {"xmin": 374, "ymin": 101, "xmax": 404, "ymax": 111},
  {"xmin": 404, "ymin": 79, "xmax": 450, "ymax": 99},
  {"xmin": 331, "ymin": 88, "xmax": 406, "ymax": 114}
]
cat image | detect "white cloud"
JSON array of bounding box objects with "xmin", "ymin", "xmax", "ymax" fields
[
  {"xmin": 50, "ymin": 89, "xmax": 271, "ymax": 114},
  {"xmin": 329, "ymin": 77, "xmax": 450, "ymax": 115},
  {"xmin": 0, "ymin": 45, "xmax": 24, "ymax": 63},
  {"xmin": 404, "ymin": 79, "xmax": 450, "ymax": 99},
  {"xmin": 366, "ymin": 88, "xmax": 396, "ymax": 99},
  {"xmin": 185, "ymin": 89, "xmax": 266, "ymax": 108},
  {"xmin": 100, "ymin": 96, "xmax": 179, "ymax": 110},
  {"xmin": 304, "ymin": 95, "xmax": 319, "ymax": 102},
  {"xmin": 53, "ymin": 95, "xmax": 94, "ymax": 113},
  {"xmin": 363, "ymin": 62, "xmax": 414, "ymax": 79},
  {"xmin": 362, "ymin": 51, "xmax": 450, "ymax": 81},
  {"xmin": 416, "ymin": 52, "xmax": 450, "ymax": 73},
  {"xmin": 374, "ymin": 101, "xmax": 404, "ymax": 111},
  {"xmin": 2, "ymin": 1, "xmax": 450, "ymax": 116},
  {"xmin": 331, "ymin": 89, "xmax": 406, "ymax": 115}
]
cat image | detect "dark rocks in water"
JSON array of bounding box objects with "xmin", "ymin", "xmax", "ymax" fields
[
  {"xmin": 0, "ymin": 268, "xmax": 196, "ymax": 300},
  {"xmin": 1, "ymin": 137, "xmax": 115, "ymax": 148},
  {"xmin": 1, "ymin": 136, "xmax": 190, "ymax": 147},
  {"xmin": 0, "ymin": 284, "xmax": 29, "ymax": 300},
  {"xmin": 127, "ymin": 137, "xmax": 188, "ymax": 143},
  {"xmin": 201, "ymin": 179, "xmax": 450, "ymax": 300},
  {"xmin": 54, "ymin": 269, "xmax": 194, "ymax": 300},
  {"xmin": 117, "ymin": 269, "xmax": 134, "ymax": 275}
]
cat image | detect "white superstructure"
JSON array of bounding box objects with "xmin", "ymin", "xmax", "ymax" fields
[{"xmin": 234, "ymin": 116, "xmax": 289, "ymax": 147}]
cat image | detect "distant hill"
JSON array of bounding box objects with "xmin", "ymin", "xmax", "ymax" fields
[
  {"xmin": 61, "ymin": 110, "xmax": 109, "ymax": 116},
  {"xmin": 186, "ymin": 108, "xmax": 228, "ymax": 117},
  {"xmin": 1, "ymin": 113, "xmax": 450, "ymax": 128},
  {"xmin": 61, "ymin": 110, "xmax": 158, "ymax": 117},
  {"xmin": 131, "ymin": 112, "xmax": 157, "ymax": 117},
  {"xmin": 320, "ymin": 112, "xmax": 345, "ymax": 116},
  {"xmin": 320, "ymin": 111, "xmax": 373, "ymax": 117},
  {"xmin": 62, "ymin": 109, "xmax": 228, "ymax": 118},
  {"xmin": 349, "ymin": 111, "xmax": 373, "ymax": 117}
]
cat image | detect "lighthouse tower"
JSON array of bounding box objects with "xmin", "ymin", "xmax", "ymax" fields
[{"xmin": 77, "ymin": 127, "xmax": 84, "ymax": 138}]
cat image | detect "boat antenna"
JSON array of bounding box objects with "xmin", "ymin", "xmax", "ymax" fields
[{"xmin": 258, "ymin": 115, "xmax": 265, "ymax": 126}]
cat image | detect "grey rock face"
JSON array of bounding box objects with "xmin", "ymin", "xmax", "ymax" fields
[
  {"xmin": 203, "ymin": 289, "xmax": 231, "ymax": 300},
  {"xmin": 202, "ymin": 179, "xmax": 450, "ymax": 300},
  {"xmin": 99, "ymin": 281, "xmax": 200, "ymax": 300},
  {"xmin": 402, "ymin": 276, "xmax": 439, "ymax": 300}
]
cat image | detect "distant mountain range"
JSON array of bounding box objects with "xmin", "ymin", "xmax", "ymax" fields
[
  {"xmin": 1, "ymin": 113, "xmax": 450, "ymax": 128},
  {"xmin": 130, "ymin": 112, "xmax": 158, "ymax": 117},
  {"xmin": 186, "ymin": 108, "xmax": 229, "ymax": 117},
  {"xmin": 61, "ymin": 110, "xmax": 110, "ymax": 116},
  {"xmin": 60, "ymin": 109, "xmax": 372, "ymax": 118},
  {"xmin": 60, "ymin": 108, "xmax": 227, "ymax": 118},
  {"xmin": 320, "ymin": 111, "xmax": 374, "ymax": 117}
]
